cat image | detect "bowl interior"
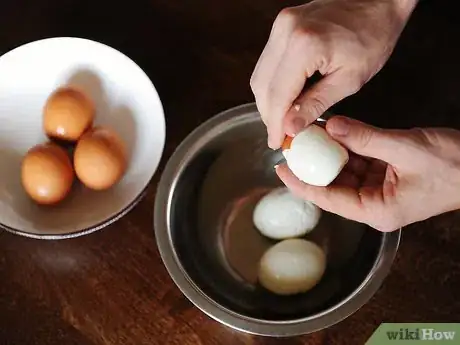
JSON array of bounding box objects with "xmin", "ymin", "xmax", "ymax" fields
[
  {"xmin": 167, "ymin": 111, "xmax": 383, "ymax": 321},
  {"xmin": 0, "ymin": 37, "xmax": 165, "ymax": 237}
]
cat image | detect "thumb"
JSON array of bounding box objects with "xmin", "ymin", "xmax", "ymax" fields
[
  {"xmin": 284, "ymin": 72, "xmax": 360, "ymax": 136},
  {"xmin": 325, "ymin": 116, "xmax": 400, "ymax": 163}
]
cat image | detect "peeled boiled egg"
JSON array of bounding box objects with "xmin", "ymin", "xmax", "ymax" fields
[
  {"xmin": 73, "ymin": 126, "xmax": 127, "ymax": 190},
  {"xmin": 21, "ymin": 142, "xmax": 74, "ymax": 205},
  {"xmin": 258, "ymin": 239, "xmax": 326, "ymax": 295},
  {"xmin": 253, "ymin": 187, "xmax": 321, "ymax": 240},
  {"xmin": 282, "ymin": 124, "xmax": 349, "ymax": 186},
  {"xmin": 43, "ymin": 86, "xmax": 95, "ymax": 142}
]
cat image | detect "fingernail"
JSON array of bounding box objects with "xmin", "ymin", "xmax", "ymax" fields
[
  {"xmin": 329, "ymin": 117, "xmax": 350, "ymax": 136},
  {"xmin": 293, "ymin": 117, "xmax": 305, "ymax": 133}
]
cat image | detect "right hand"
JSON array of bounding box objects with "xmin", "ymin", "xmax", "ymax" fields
[{"xmin": 250, "ymin": 0, "xmax": 419, "ymax": 149}]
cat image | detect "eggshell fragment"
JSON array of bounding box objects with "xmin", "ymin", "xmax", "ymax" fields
[
  {"xmin": 281, "ymin": 135, "xmax": 293, "ymax": 151},
  {"xmin": 282, "ymin": 124, "xmax": 348, "ymax": 186},
  {"xmin": 73, "ymin": 126, "xmax": 126, "ymax": 190},
  {"xmin": 43, "ymin": 86, "xmax": 95, "ymax": 142},
  {"xmin": 258, "ymin": 239, "xmax": 326, "ymax": 295},
  {"xmin": 21, "ymin": 142, "xmax": 74, "ymax": 205},
  {"xmin": 253, "ymin": 187, "xmax": 321, "ymax": 240}
]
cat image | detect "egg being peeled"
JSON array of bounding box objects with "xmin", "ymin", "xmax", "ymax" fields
[
  {"xmin": 74, "ymin": 126, "xmax": 127, "ymax": 190},
  {"xmin": 253, "ymin": 187, "xmax": 321, "ymax": 240},
  {"xmin": 282, "ymin": 124, "xmax": 349, "ymax": 186},
  {"xmin": 43, "ymin": 86, "xmax": 95, "ymax": 142},
  {"xmin": 21, "ymin": 143, "xmax": 74, "ymax": 205},
  {"xmin": 258, "ymin": 239, "xmax": 326, "ymax": 295}
]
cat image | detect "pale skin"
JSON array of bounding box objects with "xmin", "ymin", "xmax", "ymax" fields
[
  {"xmin": 276, "ymin": 116, "xmax": 460, "ymax": 232},
  {"xmin": 251, "ymin": 0, "xmax": 460, "ymax": 231}
]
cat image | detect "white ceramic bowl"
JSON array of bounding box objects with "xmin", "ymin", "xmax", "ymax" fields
[{"xmin": 0, "ymin": 37, "xmax": 165, "ymax": 239}]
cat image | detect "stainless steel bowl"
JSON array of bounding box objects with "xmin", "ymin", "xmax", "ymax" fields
[{"xmin": 154, "ymin": 103, "xmax": 401, "ymax": 337}]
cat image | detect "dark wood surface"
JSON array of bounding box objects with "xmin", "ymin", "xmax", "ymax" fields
[{"xmin": 1, "ymin": 0, "xmax": 460, "ymax": 344}]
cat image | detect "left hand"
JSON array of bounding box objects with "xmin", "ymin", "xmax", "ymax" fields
[{"xmin": 276, "ymin": 116, "xmax": 460, "ymax": 232}]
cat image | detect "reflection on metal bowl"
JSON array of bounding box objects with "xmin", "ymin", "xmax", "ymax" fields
[{"xmin": 154, "ymin": 103, "xmax": 401, "ymax": 337}]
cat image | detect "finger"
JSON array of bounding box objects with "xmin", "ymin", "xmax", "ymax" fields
[
  {"xmin": 276, "ymin": 163, "xmax": 369, "ymax": 223},
  {"xmin": 250, "ymin": 8, "xmax": 297, "ymax": 127},
  {"xmin": 325, "ymin": 116, "xmax": 403, "ymax": 164},
  {"xmin": 264, "ymin": 34, "xmax": 320, "ymax": 149},
  {"xmin": 284, "ymin": 71, "xmax": 361, "ymax": 136}
]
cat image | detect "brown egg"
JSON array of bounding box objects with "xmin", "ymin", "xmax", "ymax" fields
[
  {"xmin": 21, "ymin": 143, "xmax": 74, "ymax": 205},
  {"xmin": 43, "ymin": 86, "xmax": 95, "ymax": 142},
  {"xmin": 74, "ymin": 126, "xmax": 127, "ymax": 190}
]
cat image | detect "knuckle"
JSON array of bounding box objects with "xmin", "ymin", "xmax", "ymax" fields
[
  {"xmin": 408, "ymin": 127, "xmax": 435, "ymax": 146},
  {"xmin": 290, "ymin": 27, "xmax": 316, "ymax": 51},
  {"xmin": 290, "ymin": 27, "xmax": 307, "ymax": 42},
  {"xmin": 348, "ymin": 77, "xmax": 365, "ymax": 95},
  {"xmin": 339, "ymin": 69, "xmax": 369, "ymax": 95},
  {"xmin": 358, "ymin": 127, "xmax": 374, "ymax": 150},
  {"xmin": 275, "ymin": 7, "xmax": 297, "ymax": 27},
  {"xmin": 304, "ymin": 96, "xmax": 328, "ymax": 118}
]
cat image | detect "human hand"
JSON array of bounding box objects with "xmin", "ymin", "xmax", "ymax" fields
[
  {"xmin": 276, "ymin": 116, "xmax": 460, "ymax": 232},
  {"xmin": 250, "ymin": 0, "xmax": 419, "ymax": 149}
]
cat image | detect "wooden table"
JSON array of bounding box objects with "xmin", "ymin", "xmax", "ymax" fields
[{"xmin": 1, "ymin": 1, "xmax": 459, "ymax": 344}]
